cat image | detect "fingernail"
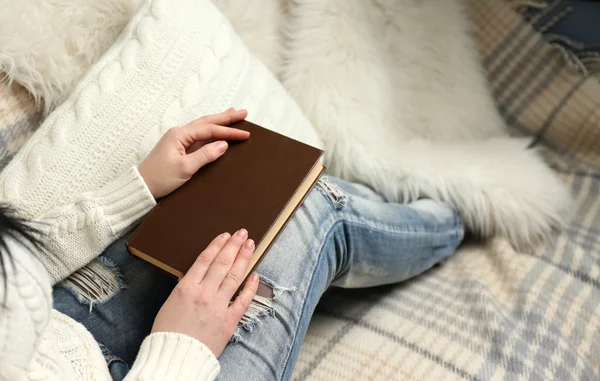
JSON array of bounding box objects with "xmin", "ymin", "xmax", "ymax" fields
[
  {"xmin": 220, "ymin": 232, "xmax": 230, "ymax": 241},
  {"xmin": 216, "ymin": 141, "xmax": 228, "ymax": 153},
  {"xmin": 244, "ymin": 239, "xmax": 254, "ymax": 250},
  {"xmin": 252, "ymin": 273, "xmax": 259, "ymax": 283},
  {"xmin": 236, "ymin": 229, "xmax": 248, "ymax": 239}
]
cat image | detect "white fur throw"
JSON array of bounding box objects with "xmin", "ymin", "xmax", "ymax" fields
[
  {"xmin": 0, "ymin": 0, "xmax": 144, "ymax": 113},
  {"xmin": 0, "ymin": 0, "xmax": 570, "ymax": 249},
  {"xmin": 0, "ymin": 0, "xmax": 323, "ymax": 222}
]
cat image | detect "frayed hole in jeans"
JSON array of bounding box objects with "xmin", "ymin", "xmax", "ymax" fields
[
  {"xmin": 316, "ymin": 176, "xmax": 348, "ymax": 210},
  {"xmin": 231, "ymin": 276, "xmax": 294, "ymax": 342},
  {"xmin": 98, "ymin": 343, "xmax": 127, "ymax": 367},
  {"xmin": 58, "ymin": 257, "xmax": 126, "ymax": 312}
]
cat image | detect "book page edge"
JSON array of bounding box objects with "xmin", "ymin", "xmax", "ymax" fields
[{"xmin": 127, "ymin": 244, "xmax": 183, "ymax": 278}]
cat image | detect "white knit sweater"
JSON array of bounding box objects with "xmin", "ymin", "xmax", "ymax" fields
[
  {"xmin": 0, "ymin": 236, "xmax": 220, "ymax": 381},
  {"xmin": 0, "ymin": 0, "xmax": 320, "ymax": 285},
  {"xmin": 0, "ymin": 0, "xmax": 320, "ymax": 378}
]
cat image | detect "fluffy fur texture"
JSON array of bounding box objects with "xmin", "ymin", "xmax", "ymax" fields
[
  {"xmin": 0, "ymin": 0, "xmax": 571, "ymax": 250},
  {"xmin": 217, "ymin": 0, "xmax": 571, "ymax": 250},
  {"xmin": 0, "ymin": 0, "xmax": 143, "ymax": 114}
]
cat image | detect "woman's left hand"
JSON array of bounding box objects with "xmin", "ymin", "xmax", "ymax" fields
[
  {"xmin": 151, "ymin": 229, "xmax": 259, "ymax": 358},
  {"xmin": 138, "ymin": 108, "xmax": 250, "ymax": 198}
]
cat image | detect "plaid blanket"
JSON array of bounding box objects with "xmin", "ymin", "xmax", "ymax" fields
[
  {"xmin": 0, "ymin": 83, "xmax": 41, "ymax": 170},
  {"xmin": 292, "ymin": 1, "xmax": 600, "ymax": 380},
  {"xmin": 0, "ymin": 0, "xmax": 598, "ymax": 379}
]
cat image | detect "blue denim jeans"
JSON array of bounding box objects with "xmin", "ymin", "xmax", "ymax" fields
[{"xmin": 53, "ymin": 176, "xmax": 464, "ymax": 381}]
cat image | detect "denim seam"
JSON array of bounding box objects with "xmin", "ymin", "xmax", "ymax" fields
[
  {"xmin": 280, "ymin": 214, "xmax": 338, "ymax": 381},
  {"xmin": 347, "ymin": 204, "xmax": 462, "ymax": 239},
  {"xmin": 344, "ymin": 212, "xmax": 463, "ymax": 239}
]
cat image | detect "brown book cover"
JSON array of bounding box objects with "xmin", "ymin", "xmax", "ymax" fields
[{"xmin": 126, "ymin": 120, "xmax": 324, "ymax": 294}]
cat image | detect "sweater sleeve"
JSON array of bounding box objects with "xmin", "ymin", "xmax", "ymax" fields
[
  {"xmin": 124, "ymin": 332, "xmax": 220, "ymax": 381},
  {"xmin": 34, "ymin": 166, "xmax": 156, "ymax": 285}
]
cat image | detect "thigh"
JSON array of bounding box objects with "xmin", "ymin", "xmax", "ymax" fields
[
  {"xmin": 52, "ymin": 230, "xmax": 177, "ymax": 365},
  {"xmin": 52, "ymin": 176, "xmax": 463, "ymax": 380},
  {"xmin": 216, "ymin": 182, "xmax": 337, "ymax": 381},
  {"xmin": 217, "ymin": 176, "xmax": 464, "ymax": 381}
]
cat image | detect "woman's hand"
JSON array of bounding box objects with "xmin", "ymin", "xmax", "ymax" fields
[
  {"xmin": 151, "ymin": 229, "xmax": 259, "ymax": 358},
  {"xmin": 138, "ymin": 108, "xmax": 250, "ymax": 198}
]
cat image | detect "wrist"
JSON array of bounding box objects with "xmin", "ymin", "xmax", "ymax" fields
[
  {"xmin": 98, "ymin": 166, "xmax": 157, "ymax": 235},
  {"xmin": 137, "ymin": 162, "xmax": 157, "ymax": 199}
]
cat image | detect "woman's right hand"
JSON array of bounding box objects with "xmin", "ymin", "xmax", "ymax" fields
[
  {"xmin": 151, "ymin": 229, "xmax": 259, "ymax": 358},
  {"xmin": 138, "ymin": 108, "xmax": 250, "ymax": 199}
]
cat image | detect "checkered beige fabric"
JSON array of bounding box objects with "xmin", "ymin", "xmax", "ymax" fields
[
  {"xmin": 0, "ymin": 82, "xmax": 41, "ymax": 169},
  {"xmin": 292, "ymin": 1, "xmax": 600, "ymax": 380},
  {"xmin": 473, "ymin": 0, "xmax": 600, "ymax": 171},
  {"xmin": 0, "ymin": 0, "xmax": 598, "ymax": 379}
]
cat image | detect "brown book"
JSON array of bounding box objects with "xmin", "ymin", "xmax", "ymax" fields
[{"xmin": 126, "ymin": 120, "xmax": 324, "ymax": 296}]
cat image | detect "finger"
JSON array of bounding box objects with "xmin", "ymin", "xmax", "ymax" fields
[
  {"xmin": 218, "ymin": 238, "xmax": 255, "ymax": 299},
  {"xmin": 182, "ymin": 123, "xmax": 250, "ymax": 145},
  {"xmin": 199, "ymin": 108, "xmax": 248, "ymax": 126},
  {"xmin": 183, "ymin": 232, "xmax": 230, "ymax": 284},
  {"xmin": 202, "ymin": 229, "xmax": 248, "ymax": 291},
  {"xmin": 186, "ymin": 140, "xmax": 206, "ymax": 154},
  {"xmin": 186, "ymin": 140, "xmax": 228, "ymax": 172},
  {"xmin": 228, "ymin": 273, "xmax": 259, "ymax": 322}
]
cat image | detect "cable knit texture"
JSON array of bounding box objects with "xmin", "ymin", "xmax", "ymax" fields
[
  {"xmin": 127, "ymin": 333, "xmax": 220, "ymax": 380},
  {"xmin": 0, "ymin": 0, "xmax": 322, "ymax": 222},
  {"xmin": 36, "ymin": 166, "xmax": 155, "ymax": 285},
  {"xmin": 0, "ymin": 242, "xmax": 220, "ymax": 381},
  {"xmin": 0, "ymin": 239, "xmax": 56, "ymax": 381},
  {"xmin": 45, "ymin": 310, "xmax": 112, "ymax": 380},
  {"xmin": 0, "ymin": 0, "xmax": 312, "ymax": 379},
  {"xmin": 0, "ymin": 0, "xmax": 322, "ymax": 284}
]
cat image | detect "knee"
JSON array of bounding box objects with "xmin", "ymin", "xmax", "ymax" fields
[
  {"xmin": 419, "ymin": 200, "xmax": 464, "ymax": 257},
  {"xmin": 404, "ymin": 198, "xmax": 465, "ymax": 255},
  {"xmin": 410, "ymin": 199, "xmax": 461, "ymax": 227}
]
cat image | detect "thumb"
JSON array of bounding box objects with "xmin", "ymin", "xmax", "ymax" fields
[
  {"xmin": 187, "ymin": 140, "xmax": 228, "ymax": 170},
  {"xmin": 228, "ymin": 274, "xmax": 259, "ymax": 323}
]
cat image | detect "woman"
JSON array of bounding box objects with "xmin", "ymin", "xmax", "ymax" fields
[
  {"xmin": 3, "ymin": 109, "xmax": 464, "ymax": 380},
  {"xmin": 0, "ymin": 204, "xmax": 260, "ymax": 380}
]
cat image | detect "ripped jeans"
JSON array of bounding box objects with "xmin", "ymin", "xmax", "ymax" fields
[{"xmin": 52, "ymin": 176, "xmax": 464, "ymax": 381}]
